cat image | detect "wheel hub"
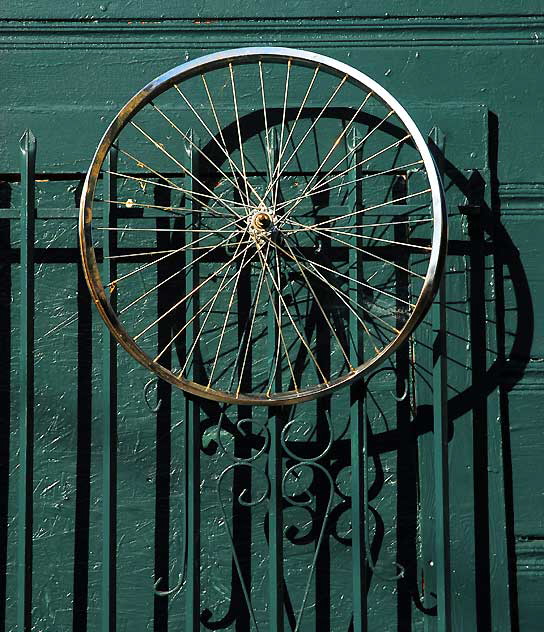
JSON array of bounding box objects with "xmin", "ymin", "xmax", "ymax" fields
[
  {"xmin": 248, "ymin": 209, "xmax": 276, "ymax": 241},
  {"xmin": 253, "ymin": 212, "xmax": 272, "ymax": 230}
]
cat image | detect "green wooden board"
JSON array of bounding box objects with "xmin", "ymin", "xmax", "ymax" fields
[
  {"xmin": 1, "ymin": 1, "xmax": 544, "ymax": 19},
  {"xmin": 1, "ymin": 7, "xmax": 543, "ymax": 632}
]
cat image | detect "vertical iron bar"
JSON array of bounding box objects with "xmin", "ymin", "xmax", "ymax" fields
[
  {"xmin": 185, "ymin": 134, "xmax": 201, "ymax": 632},
  {"xmin": 153, "ymin": 177, "xmax": 173, "ymax": 632},
  {"xmin": 432, "ymin": 282, "xmax": 451, "ymax": 631},
  {"xmin": 268, "ymin": 417, "xmax": 283, "ymax": 631},
  {"xmin": 348, "ymin": 129, "xmax": 367, "ymax": 632},
  {"xmin": 430, "ymin": 127, "xmax": 451, "ymax": 632},
  {"xmin": 17, "ymin": 129, "xmax": 36, "ymax": 632},
  {"xmin": 268, "ymin": 129, "xmax": 284, "ymax": 632},
  {"xmin": 185, "ymin": 387, "xmax": 200, "ymax": 630},
  {"xmin": 102, "ymin": 148, "xmax": 118, "ymax": 632},
  {"xmin": 351, "ymin": 409, "xmax": 366, "ymax": 632},
  {"xmin": 185, "ymin": 394, "xmax": 199, "ymax": 631}
]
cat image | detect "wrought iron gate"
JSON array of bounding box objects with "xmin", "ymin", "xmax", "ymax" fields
[{"xmin": 13, "ymin": 113, "xmax": 451, "ymax": 630}]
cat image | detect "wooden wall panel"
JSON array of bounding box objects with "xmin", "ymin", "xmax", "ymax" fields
[{"xmin": 1, "ymin": 6, "xmax": 543, "ymax": 632}]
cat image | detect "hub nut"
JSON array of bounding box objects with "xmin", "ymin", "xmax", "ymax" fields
[{"xmin": 254, "ymin": 212, "xmax": 272, "ymax": 230}]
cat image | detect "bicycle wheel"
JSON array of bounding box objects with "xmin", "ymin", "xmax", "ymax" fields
[{"xmin": 79, "ymin": 47, "xmax": 447, "ymax": 406}]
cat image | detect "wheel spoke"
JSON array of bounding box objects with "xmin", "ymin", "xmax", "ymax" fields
[
  {"xmin": 274, "ymin": 237, "xmax": 400, "ymax": 336},
  {"xmin": 278, "ymin": 236, "xmax": 417, "ymax": 308},
  {"xmin": 106, "ymin": 167, "xmax": 248, "ymax": 211},
  {"xmin": 280, "ymin": 120, "xmax": 405, "ymax": 224},
  {"xmin": 133, "ymin": 235, "xmax": 255, "ymax": 342},
  {"xmin": 286, "ymin": 218, "xmax": 427, "ymax": 279},
  {"xmin": 205, "ymin": 238, "xmax": 261, "ymax": 389},
  {"xmin": 150, "ymin": 101, "xmax": 265, "ymax": 212},
  {"xmin": 255, "ymin": 244, "xmax": 328, "ymax": 384},
  {"xmin": 280, "ymin": 239, "xmax": 382, "ymax": 352},
  {"xmin": 262, "ymin": 246, "xmax": 299, "ymax": 394},
  {"xmin": 105, "ymin": 248, "xmax": 185, "ymax": 260},
  {"xmin": 282, "ymin": 132, "xmax": 410, "ymax": 221},
  {"xmin": 279, "ymin": 90, "xmax": 374, "ymax": 215},
  {"xmin": 119, "ymin": 228, "xmax": 246, "ymax": 314},
  {"xmin": 235, "ymin": 240, "xmax": 273, "ymax": 396},
  {"xmin": 321, "ymin": 228, "xmax": 431, "ymax": 251},
  {"xmin": 272, "ymin": 65, "xmax": 320, "ymax": 184},
  {"xmin": 201, "ymin": 75, "xmax": 263, "ymax": 204},
  {"xmin": 112, "ymin": 145, "xmax": 183, "ymax": 189},
  {"xmin": 287, "ymin": 220, "xmax": 432, "ymax": 252},
  {"xmin": 109, "ymin": 146, "xmax": 248, "ymax": 215},
  {"xmin": 228, "ymin": 63, "xmax": 253, "ymax": 209},
  {"xmin": 97, "ymin": 226, "xmax": 237, "ymax": 234},
  {"xmin": 303, "ymin": 109, "xmax": 397, "ymax": 197},
  {"xmin": 258, "ymin": 61, "xmax": 273, "ymax": 182},
  {"xmin": 130, "ymin": 120, "xmax": 244, "ymax": 219},
  {"xmin": 280, "ymin": 238, "xmax": 354, "ymax": 370},
  {"xmin": 262, "ymin": 73, "xmax": 348, "ymax": 205},
  {"xmin": 107, "ymin": 215, "xmax": 240, "ymax": 289},
  {"xmin": 154, "ymin": 229, "xmax": 259, "ymax": 363},
  {"xmin": 175, "ymin": 80, "xmax": 265, "ymax": 208},
  {"xmin": 179, "ymin": 228, "xmax": 253, "ymax": 376},
  {"xmin": 104, "ymin": 169, "xmax": 183, "ymax": 196},
  {"xmin": 271, "ymin": 59, "xmax": 292, "ymax": 213},
  {"xmin": 99, "ymin": 197, "xmax": 231, "ymax": 218},
  {"xmin": 272, "ymin": 159, "xmax": 424, "ymax": 213},
  {"xmin": 286, "ymin": 188, "xmax": 432, "ymax": 232},
  {"xmin": 283, "ymin": 217, "xmax": 432, "ymax": 235}
]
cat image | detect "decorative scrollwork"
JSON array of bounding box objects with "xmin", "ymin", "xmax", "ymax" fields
[
  {"xmin": 143, "ymin": 377, "xmax": 162, "ymax": 413},
  {"xmin": 216, "ymin": 413, "xmax": 270, "ymax": 463},
  {"xmin": 282, "ymin": 461, "xmax": 335, "ymax": 632},
  {"xmin": 366, "ymin": 365, "xmax": 410, "ymax": 405},
  {"xmin": 362, "ymin": 371, "xmax": 407, "ymax": 582},
  {"xmin": 280, "ymin": 409, "xmax": 334, "ymax": 462},
  {"xmin": 153, "ymin": 420, "xmax": 188, "ymax": 598},
  {"xmin": 216, "ymin": 460, "xmax": 271, "ymax": 631}
]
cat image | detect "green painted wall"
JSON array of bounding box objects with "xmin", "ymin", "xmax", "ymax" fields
[{"xmin": 1, "ymin": 4, "xmax": 543, "ymax": 631}]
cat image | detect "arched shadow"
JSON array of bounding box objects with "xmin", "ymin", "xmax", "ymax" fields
[{"xmin": 120, "ymin": 104, "xmax": 530, "ymax": 631}]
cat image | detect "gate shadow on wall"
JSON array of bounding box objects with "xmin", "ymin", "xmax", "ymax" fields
[
  {"xmin": 146, "ymin": 110, "xmax": 530, "ymax": 631},
  {"xmin": 0, "ymin": 110, "xmax": 532, "ymax": 631}
]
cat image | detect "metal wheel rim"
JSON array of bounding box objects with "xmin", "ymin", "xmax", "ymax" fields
[{"xmin": 79, "ymin": 46, "xmax": 448, "ymax": 406}]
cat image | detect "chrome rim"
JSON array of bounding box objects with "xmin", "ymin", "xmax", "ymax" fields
[{"xmin": 79, "ymin": 47, "xmax": 447, "ymax": 406}]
